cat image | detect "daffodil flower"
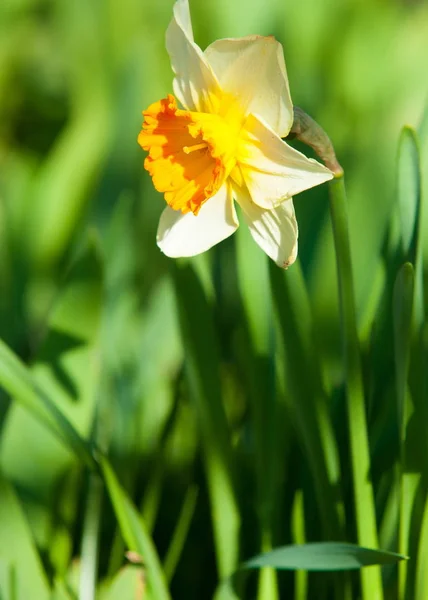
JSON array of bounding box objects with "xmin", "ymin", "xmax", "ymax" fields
[{"xmin": 138, "ymin": 0, "xmax": 333, "ymax": 267}]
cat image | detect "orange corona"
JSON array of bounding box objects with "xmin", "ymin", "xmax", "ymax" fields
[{"xmin": 138, "ymin": 94, "xmax": 244, "ymax": 215}]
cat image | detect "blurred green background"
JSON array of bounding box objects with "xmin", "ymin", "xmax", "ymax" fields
[{"xmin": 1, "ymin": 0, "xmax": 428, "ymax": 598}]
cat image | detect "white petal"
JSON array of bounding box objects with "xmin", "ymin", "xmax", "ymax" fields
[
  {"xmin": 204, "ymin": 36, "xmax": 293, "ymax": 137},
  {"xmin": 239, "ymin": 114, "xmax": 334, "ymax": 210},
  {"xmin": 234, "ymin": 185, "xmax": 298, "ymax": 268},
  {"xmin": 157, "ymin": 183, "xmax": 239, "ymax": 258},
  {"xmin": 166, "ymin": 0, "xmax": 221, "ymax": 113}
]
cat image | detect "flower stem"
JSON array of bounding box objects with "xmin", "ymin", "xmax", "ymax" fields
[{"xmin": 329, "ymin": 174, "xmax": 383, "ymax": 600}]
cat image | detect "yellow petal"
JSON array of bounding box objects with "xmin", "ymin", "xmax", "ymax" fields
[
  {"xmin": 239, "ymin": 114, "xmax": 333, "ymax": 210},
  {"xmin": 166, "ymin": 0, "xmax": 221, "ymax": 113},
  {"xmin": 205, "ymin": 35, "xmax": 293, "ymax": 137}
]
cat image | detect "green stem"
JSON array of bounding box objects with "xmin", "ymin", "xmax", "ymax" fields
[
  {"xmin": 329, "ymin": 174, "xmax": 383, "ymax": 600},
  {"xmin": 79, "ymin": 472, "xmax": 103, "ymax": 600},
  {"xmin": 393, "ymin": 263, "xmax": 415, "ymax": 599}
]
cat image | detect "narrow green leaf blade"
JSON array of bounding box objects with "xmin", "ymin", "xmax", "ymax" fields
[
  {"xmin": 244, "ymin": 543, "xmax": 407, "ymax": 572},
  {"xmin": 172, "ymin": 260, "xmax": 240, "ymax": 579},
  {"xmin": 100, "ymin": 565, "xmax": 144, "ymax": 600},
  {"xmin": 270, "ymin": 260, "xmax": 343, "ymax": 539},
  {"xmin": 0, "ymin": 338, "xmax": 96, "ymax": 470},
  {"xmin": 163, "ymin": 485, "xmax": 198, "ymax": 583},
  {"xmin": 51, "ymin": 578, "xmax": 75, "ymax": 600},
  {"xmin": 397, "ymin": 126, "xmax": 421, "ymax": 261},
  {"xmin": 0, "ymin": 472, "xmax": 50, "ymax": 600},
  {"xmin": 393, "ymin": 262, "xmax": 415, "ymax": 438},
  {"xmin": 329, "ymin": 175, "xmax": 383, "ymax": 598},
  {"xmin": 100, "ymin": 456, "xmax": 171, "ymax": 600}
]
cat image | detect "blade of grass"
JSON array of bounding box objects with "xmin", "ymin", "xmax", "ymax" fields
[
  {"xmin": 398, "ymin": 129, "xmax": 420, "ymax": 260},
  {"xmin": 329, "ymin": 174, "xmax": 383, "ymax": 599},
  {"xmin": 419, "ymin": 102, "xmax": 428, "ymax": 268},
  {"xmin": 49, "ymin": 469, "xmax": 83, "ymax": 578},
  {"xmin": 172, "ymin": 260, "xmax": 240, "ymax": 581},
  {"xmin": 272, "ymin": 253, "xmax": 358, "ymax": 600},
  {"xmin": 397, "ymin": 128, "xmax": 423, "ymax": 323},
  {"xmin": 271, "ymin": 259, "xmax": 352, "ymax": 600},
  {"xmin": 217, "ymin": 542, "xmax": 406, "ymax": 598},
  {"xmin": 393, "ymin": 263, "xmax": 415, "ymax": 439},
  {"xmin": 1, "ymin": 234, "xmax": 104, "ymax": 515},
  {"xmin": 51, "ymin": 578, "xmax": 77, "ymax": 600},
  {"xmin": 0, "ymin": 472, "xmax": 51, "ymax": 600},
  {"xmin": 291, "ymin": 490, "xmax": 307, "ymax": 600},
  {"xmin": 415, "ymin": 387, "xmax": 428, "ymax": 600},
  {"xmin": 393, "ymin": 262, "xmax": 414, "ymax": 600},
  {"xmin": 79, "ymin": 472, "xmax": 104, "ymax": 600},
  {"xmin": 244, "ymin": 542, "xmax": 407, "ymax": 571},
  {"xmin": 269, "ymin": 260, "xmax": 343, "ymax": 539},
  {"xmin": 100, "ymin": 565, "xmax": 144, "ymax": 600},
  {"xmin": 0, "ymin": 561, "xmax": 16, "ymax": 600},
  {"xmin": 163, "ymin": 485, "xmax": 198, "ymax": 583},
  {"xmin": 235, "ymin": 219, "xmax": 278, "ymax": 600},
  {"xmin": 395, "ymin": 127, "xmax": 426, "ymax": 600},
  {"xmin": 0, "ymin": 339, "xmax": 96, "ymax": 470},
  {"xmin": 25, "ymin": 0, "xmax": 110, "ymax": 271},
  {"xmin": 100, "ymin": 456, "xmax": 171, "ymax": 600},
  {"xmin": 140, "ymin": 389, "xmax": 180, "ymax": 535}
]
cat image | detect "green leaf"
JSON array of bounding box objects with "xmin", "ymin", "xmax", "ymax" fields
[
  {"xmin": 235, "ymin": 210, "xmax": 280, "ymax": 600},
  {"xmin": 393, "ymin": 262, "xmax": 415, "ymax": 439},
  {"xmin": 244, "ymin": 543, "xmax": 407, "ymax": 572},
  {"xmin": 415, "ymin": 493, "xmax": 428, "ymax": 600},
  {"xmin": 418, "ymin": 101, "xmax": 428, "ymax": 269},
  {"xmin": 395, "ymin": 132, "xmax": 425, "ymax": 600},
  {"xmin": 100, "ymin": 565, "xmax": 144, "ymax": 600},
  {"xmin": 0, "ymin": 472, "xmax": 51, "ymax": 600},
  {"xmin": 172, "ymin": 260, "xmax": 240, "ymax": 579},
  {"xmin": 0, "ymin": 238, "xmax": 104, "ymax": 493},
  {"xmin": 163, "ymin": 485, "xmax": 198, "ymax": 583},
  {"xmin": 100, "ymin": 456, "xmax": 171, "ymax": 600},
  {"xmin": 397, "ymin": 128, "xmax": 425, "ymax": 335},
  {"xmin": 0, "ymin": 559, "xmax": 15, "ymax": 600},
  {"xmin": 51, "ymin": 578, "xmax": 75, "ymax": 600},
  {"xmin": 235, "ymin": 212, "xmax": 271, "ymax": 355},
  {"xmin": 270, "ymin": 260, "xmax": 343, "ymax": 539},
  {"xmin": 329, "ymin": 175, "xmax": 382, "ymax": 599},
  {"xmin": 397, "ymin": 127, "xmax": 421, "ymax": 262},
  {"xmin": 291, "ymin": 490, "xmax": 308, "ymax": 599},
  {"xmin": 79, "ymin": 473, "xmax": 104, "ymax": 600},
  {"xmin": 24, "ymin": 98, "xmax": 109, "ymax": 270},
  {"xmin": 0, "ymin": 338, "xmax": 96, "ymax": 470}
]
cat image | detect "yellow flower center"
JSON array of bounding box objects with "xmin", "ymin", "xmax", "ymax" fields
[{"xmin": 138, "ymin": 94, "xmax": 245, "ymax": 215}]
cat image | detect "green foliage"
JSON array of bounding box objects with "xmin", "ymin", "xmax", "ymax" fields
[
  {"xmin": 244, "ymin": 543, "xmax": 406, "ymax": 572},
  {"xmin": 0, "ymin": 0, "xmax": 428, "ymax": 599},
  {"xmin": 0, "ymin": 472, "xmax": 50, "ymax": 600},
  {"xmin": 101, "ymin": 457, "xmax": 171, "ymax": 600}
]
